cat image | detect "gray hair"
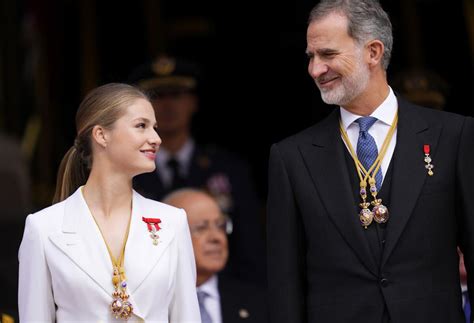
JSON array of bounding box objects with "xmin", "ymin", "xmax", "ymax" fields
[{"xmin": 308, "ymin": 0, "xmax": 393, "ymax": 70}]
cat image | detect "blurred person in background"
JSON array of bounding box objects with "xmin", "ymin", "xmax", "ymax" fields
[
  {"xmin": 129, "ymin": 55, "xmax": 265, "ymax": 283},
  {"xmin": 163, "ymin": 188, "xmax": 267, "ymax": 323},
  {"xmin": 0, "ymin": 133, "xmax": 29, "ymax": 323}
]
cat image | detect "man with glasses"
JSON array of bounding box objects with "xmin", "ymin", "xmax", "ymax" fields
[{"xmin": 163, "ymin": 189, "xmax": 267, "ymax": 323}]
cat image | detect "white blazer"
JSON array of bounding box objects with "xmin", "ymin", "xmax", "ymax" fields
[{"xmin": 18, "ymin": 187, "xmax": 201, "ymax": 323}]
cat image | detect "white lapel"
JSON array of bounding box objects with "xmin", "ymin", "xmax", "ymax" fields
[
  {"xmin": 124, "ymin": 191, "xmax": 176, "ymax": 294},
  {"xmin": 48, "ymin": 188, "xmax": 113, "ymax": 296}
]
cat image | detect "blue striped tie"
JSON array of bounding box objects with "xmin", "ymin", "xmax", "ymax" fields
[
  {"xmin": 464, "ymin": 291, "xmax": 471, "ymax": 323},
  {"xmin": 197, "ymin": 290, "xmax": 213, "ymax": 323},
  {"xmin": 356, "ymin": 117, "xmax": 383, "ymax": 191}
]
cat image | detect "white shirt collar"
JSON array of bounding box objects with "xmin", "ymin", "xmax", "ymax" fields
[
  {"xmin": 197, "ymin": 275, "xmax": 220, "ymax": 301},
  {"xmin": 340, "ymin": 87, "xmax": 398, "ymax": 130}
]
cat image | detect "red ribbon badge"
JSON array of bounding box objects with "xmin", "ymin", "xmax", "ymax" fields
[
  {"xmin": 142, "ymin": 217, "xmax": 161, "ymax": 232},
  {"xmin": 423, "ymin": 144, "xmax": 434, "ymax": 176},
  {"xmin": 142, "ymin": 217, "xmax": 162, "ymax": 245},
  {"xmin": 423, "ymin": 144, "xmax": 430, "ymax": 155}
]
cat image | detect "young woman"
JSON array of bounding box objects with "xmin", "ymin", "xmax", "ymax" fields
[{"xmin": 18, "ymin": 83, "xmax": 201, "ymax": 322}]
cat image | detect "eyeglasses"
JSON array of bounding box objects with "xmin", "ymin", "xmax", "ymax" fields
[{"xmin": 189, "ymin": 216, "xmax": 233, "ymax": 236}]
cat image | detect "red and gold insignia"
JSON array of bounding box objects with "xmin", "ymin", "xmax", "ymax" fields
[
  {"xmin": 142, "ymin": 217, "xmax": 162, "ymax": 245},
  {"xmin": 423, "ymin": 144, "xmax": 434, "ymax": 176}
]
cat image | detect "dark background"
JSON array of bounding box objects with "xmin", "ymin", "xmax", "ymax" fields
[
  {"xmin": 0, "ymin": 0, "xmax": 473, "ymax": 318},
  {"xmin": 1, "ymin": 0, "xmax": 473, "ymax": 208}
]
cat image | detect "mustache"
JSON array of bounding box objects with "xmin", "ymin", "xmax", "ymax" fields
[{"xmin": 317, "ymin": 72, "xmax": 339, "ymax": 84}]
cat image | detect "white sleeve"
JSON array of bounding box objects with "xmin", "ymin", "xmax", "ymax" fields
[
  {"xmin": 18, "ymin": 214, "xmax": 55, "ymax": 322},
  {"xmin": 169, "ymin": 208, "xmax": 201, "ymax": 323}
]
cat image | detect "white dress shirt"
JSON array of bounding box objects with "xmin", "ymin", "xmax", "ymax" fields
[
  {"xmin": 462, "ymin": 284, "xmax": 469, "ymax": 307},
  {"xmin": 197, "ymin": 275, "xmax": 222, "ymax": 323},
  {"xmin": 339, "ymin": 87, "xmax": 398, "ymax": 184},
  {"xmin": 156, "ymin": 138, "xmax": 195, "ymax": 188}
]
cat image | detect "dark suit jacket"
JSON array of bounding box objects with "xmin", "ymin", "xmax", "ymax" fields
[
  {"xmin": 219, "ymin": 275, "xmax": 268, "ymax": 323},
  {"xmin": 134, "ymin": 144, "xmax": 266, "ymax": 283},
  {"xmin": 267, "ymin": 98, "xmax": 474, "ymax": 323}
]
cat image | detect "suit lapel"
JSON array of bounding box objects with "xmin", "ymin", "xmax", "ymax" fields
[
  {"xmin": 381, "ymin": 99, "xmax": 441, "ymax": 266},
  {"xmin": 48, "ymin": 190, "xmax": 176, "ymax": 290},
  {"xmin": 299, "ymin": 110, "xmax": 378, "ymax": 276},
  {"xmin": 219, "ymin": 277, "xmax": 233, "ymax": 323},
  {"xmin": 49, "ymin": 189, "xmax": 173, "ymax": 321},
  {"xmin": 49, "ymin": 188, "xmax": 113, "ymax": 296},
  {"xmin": 218, "ymin": 276, "xmax": 245, "ymax": 323},
  {"xmin": 124, "ymin": 191, "xmax": 176, "ymax": 294}
]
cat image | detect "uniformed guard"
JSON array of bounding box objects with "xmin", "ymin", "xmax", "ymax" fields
[{"xmin": 129, "ymin": 55, "xmax": 266, "ymax": 284}]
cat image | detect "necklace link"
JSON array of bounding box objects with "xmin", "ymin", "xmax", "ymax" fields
[{"xmin": 340, "ymin": 113, "xmax": 398, "ymax": 228}]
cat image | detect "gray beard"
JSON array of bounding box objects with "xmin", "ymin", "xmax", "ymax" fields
[{"xmin": 319, "ymin": 61, "xmax": 370, "ymax": 106}]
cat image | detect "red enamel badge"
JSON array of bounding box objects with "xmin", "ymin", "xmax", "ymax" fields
[
  {"xmin": 142, "ymin": 217, "xmax": 161, "ymax": 245},
  {"xmin": 423, "ymin": 145, "xmax": 434, "ymax": 176}
]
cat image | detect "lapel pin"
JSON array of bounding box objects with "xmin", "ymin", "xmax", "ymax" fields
[
  {"xmin": 238, "ymin": 308, "xmax": 250, "ymax": 319},
  {"xmin": 423, "ymin": 144, "xmax": 434, "ymax": 176},
  {"xmin": 142, "ymin": 217, "xmax": 162, "ymax": 245}
]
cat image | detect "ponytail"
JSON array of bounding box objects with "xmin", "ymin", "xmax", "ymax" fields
[
  {"xmin": 52, "ymin": 83, "xmax": 148, "ymax": 203},
  {"xmin": 52, "ymin": 144, "xmax": 89, "ymax": 203}
]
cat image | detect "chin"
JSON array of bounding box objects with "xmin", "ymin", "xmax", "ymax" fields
[
  {"xmin": 143, "ymin": 160, "xmax": 157, "ymax": 171},
  {"xmin": 204, "ymin": 259, "xmax": 226, "ymax": 271},
  {"xmin": 320, "ymin": 88, "xmax": 344, "ymax": 104},
  {"xmin": 141, "ymin": 167, "xmax": 156, "ymax": 174},
  {"xmin": 133, "ymin": 164, "xmax": 156, "ymax": 177}
]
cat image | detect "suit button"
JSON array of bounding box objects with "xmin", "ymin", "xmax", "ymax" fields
[{"xmin": 380, "ymin": 278, "xmax": 389, "ymax": 287}]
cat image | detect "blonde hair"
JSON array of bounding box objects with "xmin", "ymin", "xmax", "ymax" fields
[{"xmin": 53, "ymin": 83, "xmax": 149, "ymax": 203}]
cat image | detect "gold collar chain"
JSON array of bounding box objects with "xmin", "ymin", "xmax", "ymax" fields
[
  {"xmin": 93, "ymin": 212, "xmax": 134, "ymax": 320},
  {"xmin": 339, "ymin": 113, "xmax": 398, "ymax": 228}
]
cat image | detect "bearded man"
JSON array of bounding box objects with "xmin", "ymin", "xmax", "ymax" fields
[{"xmin": 266, "ymin": 1, "xmax": 474, "ymax": 322}]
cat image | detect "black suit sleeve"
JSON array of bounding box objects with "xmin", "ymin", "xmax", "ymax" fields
[
  {"xmin": 267, "ymin": 143, "xmax": 307, "ymax": 323},
  {"xmin": 457, "ymin": 116, "xmax": 474, "ymax": 320}
]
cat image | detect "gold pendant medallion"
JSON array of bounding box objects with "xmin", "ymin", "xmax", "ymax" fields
[
  {"xmin": 359, "ymin": 206, "xmax": 374, "ymax": 229},
  {"xmin": 111, "ymin": 288, "xmax": 133, "ymax": 320},
  {"xmin": 371, "ymin": 199, "xmax": 389, "ymax": 224},
  {"xmin": 339, "ymin": 113, "xmax": 398, "ymax": 230}
]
